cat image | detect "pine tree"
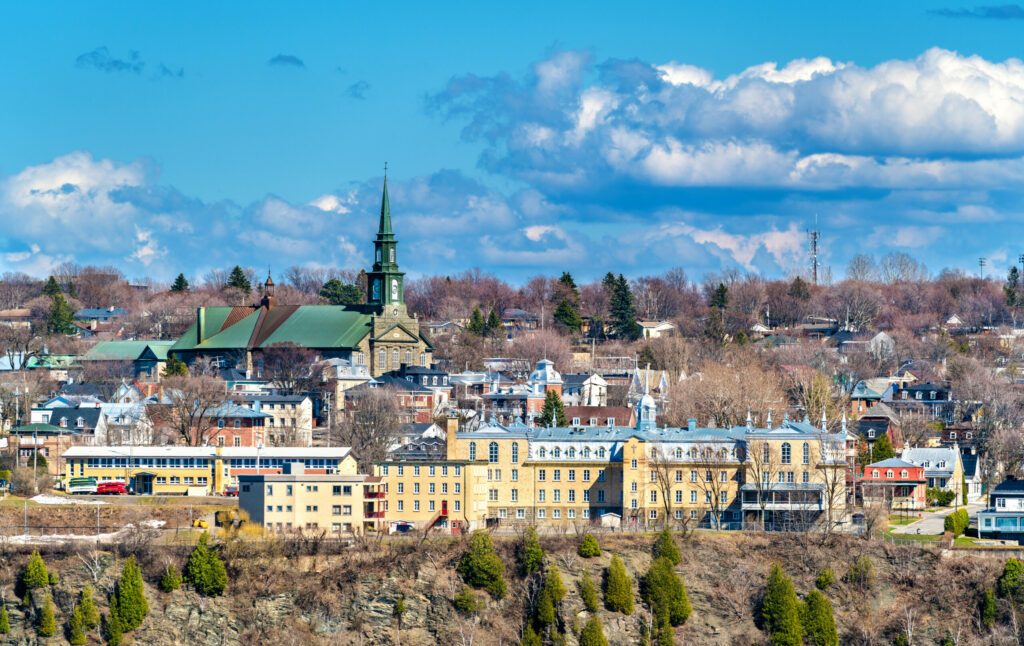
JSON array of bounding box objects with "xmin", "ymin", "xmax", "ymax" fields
[
  {"xmin": 456, "ymin": 532, "xmax": 507, "ymax": 599},
  {"xmin": 534, "ymin": 587, "xmax": 556, "ymax": 629},
  {"xmin": 518, "ymin": 526, "xmax": 544, "ymax": 576},
  {"xmin": 603, "ymin": 555, "xmax": 634, "ymax": 614},
  {"xmin": 114, "ymin": 556, "xmax": 148, "ymax": 631},
  {"xmin": 47, "ymin": 293, "xmax": 76, "ymax": 335},
  {"xmin": 37, "ymin": 593, "xmax": 56, "ymax": 637},
  {"xmin": 185, "ymin": 533, "xmax": 228, "ymax": 596},
  {"xmin": 170, "ymin": 273, "xmax": 190, "ymax": 293},
  {"xmin": 761, "ymin": 563, "xmax": 803, "ymax": 646},
  {"xmin": 23, "ymin": 550, "xmax": 49, "ymax": 589},
  {"xmin": 319, "ymin": 278, "xmax": 363, "ymax": 305},
  {"xmin": 467, "ymin": 307, "xmax": 486, "ymax": 335},
  {"xmin": 162, "ymin": 355, "xmax": 188, "ymax": 377},
  {"xmin": 558, "ymin": 272, "xmax": 578, "ymax": 296},
  {"xmin": 545, "ymin": 566, "xmax": 567, "ymax": 603},
  {"xmin": 160, "ymin": 563, "xmax": 183, "ymax": 592},
  {"xmin": 603, "ymin": 274, "xmax": 641, "ymax": 340},
  {"xmin": 860, "ymin": 433, "xmax": 896, "ymax": 466},
  {"xmin": 652, "ymin": 529, "xmax": 681, "ymax": 565},
  {"xmin": 577, "ymin": 533, "xmax": 601, "ymax": 558},
  {"xmin": 485, "ymin": 309, "xmax": 503, "ymax": 337},
  {"xmin": 0, "ymin": 603, "xmax": 9, "ymax": 634},
  {"xmin": 520, "ymin": 624, "xmax": 542, "ymax": 646},
  {"xmin": 642, "ymin": 557, "xmax": 691, "ymax": 627},
  {"xmin": 538, "ymin": 390, "xmax": 567, "ymax": 427},
  {"xmin": 801, "ymin": 590, "xmax": 838, "ymax": 646},
  {"xmin": 578, "ymin": 615, "xmax": 608, "ymax": 646},
  {"xmin": 226, "ymin": 266, "xmax": 251, "ymax": 294},
  {"xmin": 710, "ymin": 283, "xmax": 729, "ymax": 310},
  {"xmin": 553, "ymin": 299, "xmax": 583, "ymax": 334},
  {"xmin": 453, "ymin": 587, "xmax": 480, "ymax": 615},
  {"xmin": 68, "ymin": 603, "xmax": 87, "ymax": 645},
  {"xmin": 982, "ymin": 586, "xmax": 997, "ymax": 629},
  {"xmin": 787, "ymin": 277, "xmax": 810, "ymax": 301},
  {"xmin": 1007, "ymin": 266, "xmax": 1021, "ymax": 308},
  {"xmin": 999, "ymin": 558, "xmax": 1024, "ymax": 601},
  {"xmin": 103, "ymin": 602, "xmax": 123, "ymax": 646},
  {"xmin": 79, "ymin": 585, "xmax": 100, "ymax": 629},
  {"xmin": 42, "ymin": 275, "xmax": 62, "ymax": 297},
  {"xmin": 579, "ymin": 570, "xmax": 600, "ymax": 612}
]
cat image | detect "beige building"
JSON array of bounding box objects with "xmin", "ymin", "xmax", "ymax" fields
[{"xmin": 240, "ymin": 394, "xmax": 314, "ymax": 446}]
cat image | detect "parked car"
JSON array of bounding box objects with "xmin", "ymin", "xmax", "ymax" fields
[
  {"xmin": 223, "ymin": 485, "xmax": 239, "ymax": 497},
  {"xmin": 97, "ymin": 481, "xmax": 129, "ymax": 495}
]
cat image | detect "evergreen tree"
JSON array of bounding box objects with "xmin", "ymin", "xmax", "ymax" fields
[
  {"xmin": 603, "ymin": 555, "xmax": 634, "ymax": 615},
  {"xmin": 185, "ymin": 533, "xmax": 228, "ymax": 596},
  {"xmin": 160, "ymin": 563, "xmax": 183, "ymax": 592},
  {"xmin": 537, "ymin": 390, "xmax": 567, "ymax": 427},
  {"xmin": 761, "ymin": 564, "xmax": 803, "ymax": 646},
  {"xmin": 170, "ymin": 273, "xmax": 190, "ymax": 293},
  {"xmin": 982, "ymin": 587, "xmax": 997, "ymax": 629},
  {"xmin": 453, "ymin": 587, "xmax": 480, "ymax": 615},
  {"xmin": 1007, "ymin": 266, "xmax": 1021, "ymax": 308},
  {"xmin": 710, "ymin": 283, "xmax": 729, "ymax": 310},
  {"xmin": 162, "ymin": 355, "xmax": 188, "ymax": 378},
  {"xmin": 603, "ymin": 274, "xmax": 641, "ymax": 340},
  {"xmin": 518, "ymin": 526, "xmax": 545, "ymax": 576},
  {"xmin": 78, "ymin": 585, "xmax": 100, "ymax": 629},
  {"xmin": 652, "ymin": 529, "xmax": 681, "ymax": 565},
  {"xmin": 815, "ymin": 568, "xmax": 835, "ymax": 591},
  {"xmin": 319, "ymin": 278, "xmax": 363, "ymax": 305},
  {"xmin": 860, "ymin": 433, "xmax": 896, "ymax": 466},
  {"xmin": 641, "ymin": 557, "xmax": 691, "ymax": 627},
  {"xmin": 68, "ymin": 603, "xmax": 87, "ymax": 645},
  {"xmin": 23, "ymin": 550, "xmax": 49, "ymax": 589},
  {"xmin": 0, "ymin": 602, "xmax": 9, "ymax": 634},
  {"xmin": 37, "ymin": 593, "xmax": 56, "ymax": 637},
  {"xmin": 998, "ymin": 558, "xmax": 1024, "ymax": 602},
  {"xmin": 520, "ymin": 624, "xmax": 542, "ymax": 646},
  {"xmin": 47, "ymin": 293, "xmax": 76, "ymax": 335},
  {"xmin": 558, "ymin": 272, "xmax": 578, "ymax": 297},
  {"xmin": 485, "ymin": 309, "xmax": 503, "ymax": 337},
  {"xmin": 467, "ymin": 307, "xmax": 486, "ymax": 335},
  {"xmin": 534, "ymin": 587, "xmax": 556, "ymax": 630},
  {"xmin": 578, "ymin": 615, "xmax": 608, "ymax": 646},
  {"xmin": 577, "ymin": 533, "xmax": 601, "ymax": 558},
  {"xmin": 787, "ymin": 277, "xmax": 810, "ymax": 301},
  {"xmin": 42, "ymin": 275, "xmax": 62, "ymax": 297},
  {"xmin": 801, "ymin": 590, "xmax": 838, "ymax": 646},
  {"xmin": 113, "ymin": 556, "xmax": 148, "ymax": 632},
  {"xmin": 48, "ymin": 571, "xmax": 58, "ymax": 586},
  {"xmin": 226, "ymin": 266, "xmax": 251, "ymax": 294},
  {"xmin": 578, "ymin": 571, "xmax": 600, "ymax": 612},
  {"xmin": 103, "ymin": 602, "xmax": 123, "ymax": 646},
  {"xmin": 552, "ymin": 299, "xmax": 583, "ymax": 334},
  {"xmin": 544, "ymin": 566, "xmax": 567, "ymax": 603},
  {"xmin": 456, "ymin": 532, "xmax": 507, "ymax": 599}
]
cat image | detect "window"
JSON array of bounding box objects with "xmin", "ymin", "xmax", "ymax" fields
[
  {"xmin": 720, "ymin": 471, "xmax": 728, "ymax": 483},
  {"xmin": 675, "ymin": 491, "xmax": 683, "ymax": 503},
  {"xmin": 675, "ymin": 447, "xmax": 683, "ymax": 459},
  {"xmin": 901, "ymin": 470, "xmax": 908, "ymax": 478},
  {"xmin": 886, "ymin": 470, "xmax": 894, "ymax": 479},
  {"xmin": 517, "ymin": 508, "xmax": 525, "ymax": 519},
  {"xmin": 442, "ymin": 482, "xmax": 448, "ymax": 494},
  {"xmin": 553, "ymin": 447, "xmax": 561, "ymax": 459},
  {"xmin": 511, "ymin": 489, "xmax": 518, "ymax": 502},
  {"xmin": 720, "ymin": 492, "xmax": 728, "ymax": 503},
  {"xmin": 537, "ymin": 509, "xmax": 546, "ymax": 519},
  {"xmin": 690, "ymin": 491, "xmax": 697, "ymax": 503},
  {"xmin": 572, "ymin": 417, "xmax": 581, "ymax": 426},
  {"xmin": 413, "ymin": 483, "xmax": 420, "ymax": 494},
  {"xmin": 511, "ymin": 468, "xmax": 519, "ymax": 481},
  {"xmin": 583, "ymin": 469, "xmax": 591, "ymax": 481},
  {"xmin": 469, "ymin": 442, "xmax": 476, "ymax": 461},
  {"xmin": 233, "ymin": 436, "xmax": 241, "ymax": 447},
  {"xmin": 429, "ymin": 466, "xmax": 435, "ymax": 476},
  {"xmin": 598, "ymin": 490, "xmax": 605, "ymax": 503},
  {"xmin": 567, "ymin": 448, "xmax": 576, "ymax": 459},
  {"xmin": 998, "ymin": 498, "xmax": 1007, "ymax": 508},
  {"xmin": 568, "ymin": 509, "xmax": 576, "ymax": 519},
  {"xmin": 539, "ymin": 448, "xmax": 546, "ymax": 458},
  {"xmin": 763, "ymin": 444, "xmax": 770, "ymax": 462},
  {"xmin": 553, "ymin": 490, "xmax": 561, "ymax": 502},
  {"xmin": 649, "ymin": 510, "xmax": 657, "ymax": 520},
  {"xmin": 538, "ymin": 469, "xmax": 546, "ymax": 481},
  {"xmin": 802, "ymin": 442, "xmax": 809, "ymax": 465},
  {"xmin": 392, "ymin": 349, "xmax": 399, "ymax": 367},
  {"xmin": 454, "ymin": 500, "xmax": 461, "ymax": 512},
  {"xmin": 414, "ymin": 500, "xmax": 420, "ymax": 511},
  {"xmin": 538, "ymin": 490, "xmax": 546, "ymax": 502},
  {"xmin": 584, "ymin": 490, "xmax": 590, "ymax": 502},
  {"xmin": 429, "ymin": 483, "xmax": 435, "ymax": 494},
  {"xmin": 781, "ymin": 443, "xmax": 791, "ymax": 464},
  {"xmin": 454, "ymin": 482, "xmax": 461, "ymax": 493},
  {"xmin": 598, "ymin": 448, "xmax": 607, "ymax": 459},
  {"xmin": 489, "ymin": 442, "xmax": 499, "ymax": 463},
  {"xmin": 650, "ymin": 490, "xmax": 657, "ymax": 503},
  {"xmin": 414, "ymin": 466, "xmax": 421, "ymax": 477},
  {"xmin": 568, "ymin": 469, "xmax": 576, "ymax": 481},
  {"xmin": 607, "ymin": 417, "xmax": 615, "ymax": 427},
  {"xmin": 867, "ymin": 429, "xmax": 875, "ymax": 439},
  {"xmin": 949, "ymin": 432, "xmax": 956, "ymax": 440},
  {"xmin": 705, "ymin": 470, "xmax": 712, "ymax": 483},
  {"xmin": 689, "ymin": 510, "xmax": 697, "ymax": 519},
  {"xmin": 553, "ymin": 469, "xmax": 561, "ymax": 481},
  {"xmin": 631, "ymin": 459, "xmax": 638, "ymax": 469},
  {"xmin": 690, "ymin": 470, "xmax": 697, "ymax": 482},
  {"xmin": 512, "ymin": 442, "xmax": 519, "ymax": 463},
  {"xmin": 397, "ymin": 483, "xmax": 404, "ymax": 494},
  {"xmin": 631, "ymin": 481, "xmax": 638, "ymax": 493},
  {"xmin": 582, "ymin": 447, "xmax": 591, "ymax": 459},
  {"xmin": 650, "ymin": 472, "xmax": 657, "ymax": 483},
  {"xmin": 332, "ymin": 505, "xmax": 342, "ymax": 516},
  {"xmin": 397, "ymin": 465, "xmax": 404, "ymax": 476},
  {"xmin": 631, "ymin": 499, "xmax": 638, "ymax": 509}
]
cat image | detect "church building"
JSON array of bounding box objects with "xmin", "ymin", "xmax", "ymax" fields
[{"xmin": 170, "ymin": 176, "xmax": 433, "ymax": 377}]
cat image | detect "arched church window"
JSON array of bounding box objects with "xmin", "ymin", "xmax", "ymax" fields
[{"xmin": 391, "ymin": 279, "xmax": 399, "ymax": 301}]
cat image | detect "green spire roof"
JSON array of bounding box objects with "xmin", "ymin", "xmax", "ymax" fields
[{"xmin": 377, "ymin": 175, "xmax": 393, "ymax": 238}]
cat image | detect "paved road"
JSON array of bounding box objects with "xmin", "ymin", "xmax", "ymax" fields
[{"xmin": 890, "ymin": 502, "xmax": 985, "ymax": 534}]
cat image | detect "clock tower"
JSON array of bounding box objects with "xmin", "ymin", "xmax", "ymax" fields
[{"xmin": 366, "ymin": 174, "xmax": 405, "ymax": 313}]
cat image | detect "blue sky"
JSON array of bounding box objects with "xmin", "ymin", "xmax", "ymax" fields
[{"xmin": 3, "ymin": 2, "xmax": 1024, "ymax": 283}]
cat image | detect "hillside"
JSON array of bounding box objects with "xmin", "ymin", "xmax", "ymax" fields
[{"xmin": 0, "ymin": 529, "xmax": 1012, "ymax": 645}]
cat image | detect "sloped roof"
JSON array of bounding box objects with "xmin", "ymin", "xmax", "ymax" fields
[
  {"xmin": 84, "ymin": 340, "xmax": 175, "ymax": 362},
  {"xmin": 867, "ymin": 458, "xmax": 917, "ymax": 469}
]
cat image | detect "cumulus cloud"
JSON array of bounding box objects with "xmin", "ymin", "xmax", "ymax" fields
[{"xmin": 268, "ymin": 54, "xmax": 305, "ymax": 68}]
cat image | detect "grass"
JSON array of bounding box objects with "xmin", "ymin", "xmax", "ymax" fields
[
  {"xmin": 885, "ymin": 529, "xmax": 942, "ymax": 543},
  {"xmin": 888, "ymin": 515, "xmax": 917, "ymax": 526}
]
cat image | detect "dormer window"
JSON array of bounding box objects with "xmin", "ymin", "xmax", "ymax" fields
[
  {"xmin": 872, "ymin": 470, "xmax": 879, "ymax": 478},
  {"xmin": 572, "ymin": 417, "xmax": 581, "ymax": 426},
  {"xmin": 886, "ymin": 470, "xmax": 893, "ymax": 478},
  {"xmin": 589, "ymin": 417, "xmax": 598, "ymax": 426},
  {"xmin": 923, "ymin": 461, "xmax": 930, "ymax": 468},
  {"xmin": 949, "ymin": 432, "xmax": 956, "ymax": 440},
  {"xmin": 59, "ymin": 417, "xmax": 67, "ymax": 428},
  {"xmin": 76, "ymin": 417, "xmax": 85, "ymax": 428},
  {"xmin": 930, "ymin": 391, "xmax": 936, "ymax": 400},
  {"xmin": 606, "ymin": 418, "xmax": 615, "ymax": 427},
  {"xmin": 538, "ymin": 448, "xmax": 546, "ymax": 458},
  {"xmin": 901, "ymin": 470, "xmax": 908, "ymax": 478},
  {"xmin": 867, "ymin": 430, "xmax": 875, "ymax": 439}
]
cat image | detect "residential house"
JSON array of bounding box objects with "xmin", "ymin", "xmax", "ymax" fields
[
  {"xmin": 856, "ymin": 403, "xmax": 904, "ymax": 450},
  {"xmin": 0, "ymin": 308, "xmax": 32, "ymax": 329},
  {"xmin": 900, "ymin": 446, "xmax": 965, "ymax": 499},
  {"xmin": 887, "ymin": 382, "xmax": 955, "ymax": 422},
  {"xmin": 75, "ymin": 307, "xmax": 128, "ymax": 324},
  {"xmin": 562, "ymin": 373, "xmax": 608, "ymax": 407},
  {"xmin": 9, "ymin": 422, "xmax": 86, "ymax": 477},
  {"xmin": 501, "ymin": 308, "xmax": 540, "ymax": 333},
  {"xmin": 564, "ymin": 406, "xmax": 635, "ymax": 429},
  {"xmin": 238, "ymin": 394, "xmax": 314, "ymax": 447},
  {"xmin": 978, "ymin": 477, "xmax": 1024, "ymax": 542},
  {"xmin": 82, "ymin": 340, "xmax": 176, "ymax": 382},
  {"xmin": 961, "ymin": 447, "xmax": 984, "ymax": 503},
  {"xmin": 860, "ymin": 458, "xmax": 927, "ymax": 511},
  {"xmin": 638, "ymin": 321, "xmax": 676, "ymax": 339}
]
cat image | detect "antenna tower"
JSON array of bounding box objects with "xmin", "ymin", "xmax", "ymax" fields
[{"xmin": 808, "ymin": 217, "xmax": 820, "ymax": 285}]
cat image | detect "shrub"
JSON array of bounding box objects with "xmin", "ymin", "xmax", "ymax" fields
[
  {"xmin": 652, "ymin": 529, "xmax": 681, "ymax": 565},
  {"xmin": 453, "ymin": 587, "xmax": 480, "ymax": 615},
  {"xmin": 604, "ymin": 555, "xmax": 634, "ymax": 614},
  {"xmin": 999, "ymin": 559, "xmax": 1024, "ymax": 602},
  {"xmin": 22, "ymin": 550, "xmax": 49, "ymax": 589},
  {"xmin": 78, "ymin": 585, "xmax": 100, "ymax": 630},
  {"xmin": 37, "ymin": 593, "xmax": 56, "ymax": 638},
  {"xmin": 534, "ymin": 587, "xmax": 556, "ymax": 629},
  {"xmin": 103, "ymin": 603, "xmax": 123, "ymax": 646},
  {"xmin": 641, "ymin": 557, "xmax": 691, "ymax": 627},
  {"xmin": 579, "ymin": 615, "xmax": 609, "ymax": 646},
  {"xmin": 761, "ymin": 563, "xmax": 802, "ymax": 646},
  {"xmin": 927, "ymin": 487, "xmax": 956, "ymax": 507},
  {"xmin": 815, "ymin": 568, "xmax": 835, "ymax": 591},
  {"xmin": 0, "ymin": 603, "xmax": 9, "ymax": 634},
  {"xmin": 944, "ymin": 509, "xmax": 969, "ymax": 537},
  {"xmin": 578, "ymin": 534, "xmax": 601, "ymax": 558},
  {"xmin": 982, "ymin": 587, "xmax": 997, "ymax": 629},
  {"xmin": 520, "ymin": 624, "xmax": 542, "ymax": 646},
  {"xmin": 801, "ymin": 590, "xmax": 838, "ymax": 646},
  {"xmin": 68, "ymin": 604, "xmax": 87, "ymax": 645},
  {"xmin": 844, "ymin": 556, "xmax": 874, "ymax": 589},
  {"xmin": 544, "ymin": 566, "xmax": 567, "ymax": 603},
  {"xmin": 578, "ymin": 570, "xmax": 600, "ymax": 612},
  {"xmin": 113, "ymin": 556, "xmax": 148, "ymax": 632},
  {"xmin": 159, "ymin": 563, "xmax": 183, "ymax": 592},
  {"xmin": 457, "ymin": 532, "xmax": 508, "ymax": 599},
  {"xmin": 185, "ymin": 533, "xmax": 228, "ymax": 596},
  {"xmin": 48, "ymin": 571, "xmax": 59, "ymax": 585},
  {"xmin": 519, "ymin": 526, "xmax": 545, "ymax": 576}
]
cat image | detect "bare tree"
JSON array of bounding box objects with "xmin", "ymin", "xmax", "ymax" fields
[
  {"xmin": 744, "ymin": 439, "xmax": 780, "ymax": 531},
  {"xmin": 341, "ymin": 386, "xmax": 402, "ymax": 463},
  {"xmin": 149, "ymin": 375, "xmax": 227, "ymax": 445},
  {"xmin": 817, "ymin": 433, "xmax": 849, "ymax": 537},
  {"xmin": 668, "ymin": 360, "xmax": 785, "ymax": 428},
  {"xmin": 260, "ymin": 342, "xmax": 316, "ymax": 393},
  {"xmin": 690, "ymin": 443, "xmax": 736, "ymax": 530}
]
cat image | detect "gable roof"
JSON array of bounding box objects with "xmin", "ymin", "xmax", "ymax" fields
[
  {"xmin": 84, "ymin": 340, "xmax": 175, "ymax": 362},
  {"xmin": 867, "ymin": 458, "xmax": 918, "ymax": 469}
]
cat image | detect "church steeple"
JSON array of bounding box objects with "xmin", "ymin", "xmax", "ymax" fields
[{"xmin": 366, "ymin": 168, "xmax": 404, "ymax": 309}]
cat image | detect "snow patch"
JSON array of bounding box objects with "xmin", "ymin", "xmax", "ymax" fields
[{"xmin": 31, "ymin": 494, "xmax": 108, "ymax": 505}]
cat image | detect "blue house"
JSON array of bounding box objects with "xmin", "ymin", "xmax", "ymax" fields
[{"xmin": 978, "ymin": 477, "xmax": 1024, "ymax": 543}]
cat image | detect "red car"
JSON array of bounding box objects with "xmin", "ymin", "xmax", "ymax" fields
[
  {"xmin": 97, "ymin": 481, "xmax": 129, "ymax": 495},
  {"xmin": 223, "ymin": 485, "xmax": 239, "ymax": 497}
]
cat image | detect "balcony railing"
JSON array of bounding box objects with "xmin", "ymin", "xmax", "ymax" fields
[{"xmin": 364, "ymin": 491, "xmax": 386, "ymax": 499}]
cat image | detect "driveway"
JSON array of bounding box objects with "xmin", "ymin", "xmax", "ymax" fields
[{"xmin": 889, "ymin": 502, "xmax": 985, "ymax": 535}]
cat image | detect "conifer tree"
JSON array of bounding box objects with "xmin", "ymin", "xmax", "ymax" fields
[
  {"xmin": 642, "ymin": 557, "xmax": 691, "ymax": 627},
  {"xmin": 114, "ymin": 556, "xmax": 148, "ymax": 632},
  {"xmin": 47, "ymin": 293, "xmax": 76, "ymax": 335},
  {"xmin": 78, "ymin": 585, "xmax": 100, "ymax": 630},
  {"xmin": 787, "ymin": 277, "xmax": 810, "ymax": 301},
  {"xmin": 579, "ymin": 615, "xmax": 608, "ymax": 646},
  {"xmin": 103, "ymin": 602, "xmax": 123, "ymax": 646},
  {"xmin": 467, "ymin": 307, "xmax": 486, "ymax": 335},
  {"xmin": 319, "ymin": 278, "xmax": 362, "ymax": 305},
  {"xmin": 553, "ymin": 299, "xmax": 583, "ymax": 334},
  {"xmin": 485, "ymin": 309, "xmax": 503, "ymax": 337},
  {"xmin": 603, "ymin": 555, "xmax": 634, "ymax": 614},
  {"xmin": 982, "ymin": 587, "xmax": 997, "ymax": 629},
  {"xmin": 42, "ymin": 275, "xmax": 62, "ymax": 297},
  {"xmin": 1007, "ymin": 266, "xmax": 1021, "ymax": 308},
  {"xmin": 577, "ymin": 533, "xmax": 601, "ymax": 558},
  {"xmin": 185, "ymin": 533, "xmax": 228, "ymax": 596},
  {"xmin": 652, "ymin": 529, "xmax": 681, "ymax": 565},
  {"xmin": 160, "ymin": 563, "xmax": 183, "ymax": 592},
  {"xmin": 579, "ymin": 570, "xmax": 600, "ymax": 612},
  {"xmin": 534, "ymin": 587, "xmax": 556, "ymax": 630},
  {"xmin": 520, "ymin": 624, "xmax": 542, "ymax": 646},
  {"xmin": 170, "ymin": 273, "xmax": 190, "ymax": 293},
  {"xmin": 999, "ymin": 558, "xmax": 1024, "ymax": 602},
  {"xmin": 518, "ymin": 526, "xmax": 545, "ymax": 576},
  {"xmin": 456, "ymin": 532, "xmax": 507, "ymax": 599},
  {"xmin": 162, "ymin": 355, "xmax": 188, "ymax": 377},
  {"xmin": 0, "ymin": 602, "xmax": 9, "ymax": 634},
  {"xmin": 603, "ymin": 273, "xmax": 641, "ymax": 340},
  {"xmin": 68, "ymin": 603, "xmax": 87, "ymax": 645},
  {"xmin": 761, "ymin": 564, "xmax": 803, "ymax": 646},
  {"xmin": 545, "ymin": 566, "xmax": 567, "ymax": 603},
  {"xmin": 226, "ymin": 266, "xmax": 251, "ymax": 294},
  {"xmin": 801, "ymin": 590, "xmax": 838, "ymax": 646},
  {"xmin": 37, "ymin": 593, "xmax": 56, "ymax": 637},
  {"xmin": 22, "ymin": 550, "xmax": 49, "ymax": 589},
  {"xmin": 538, "ymin": 390, "xmax": 567, "ymax": 427}
]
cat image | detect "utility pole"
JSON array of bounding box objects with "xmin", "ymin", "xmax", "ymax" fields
[
  {"xmin": 808, "ymin": 219, "xmax": 820, "ymax": 285},
  {"xmin": 979, "ymin": 257, "xmax": 987, "ymax": 280}
]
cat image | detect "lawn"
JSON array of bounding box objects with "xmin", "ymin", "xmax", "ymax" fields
[
  {"xmin": 885, "ymin": 530, "xmax": 942, "ymax": 543},
  {"xmin": 888, "ymin": 515, "xmax": 917, "ymax": 526}
]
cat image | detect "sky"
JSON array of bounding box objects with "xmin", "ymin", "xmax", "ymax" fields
[{"xmin": 3, "ymin": 1, "xmax": 1024, "ymax": 284}]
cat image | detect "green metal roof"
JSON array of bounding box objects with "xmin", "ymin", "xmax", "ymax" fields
[
  {"xmin": 83, "ymin": 340, "xmax": 175, "ymax": 362},
  {"xmin": 171, "ymin": 305, "xmax": 372, "ymax": 352}
]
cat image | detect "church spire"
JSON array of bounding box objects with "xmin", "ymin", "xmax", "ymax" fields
[
  {"xmin": 366, "ymin": 165, "xmax": 404, "ymax": 308},
  {"xmin": 378, "ymin": 168, "xmax": 393, "ymax": 239}
]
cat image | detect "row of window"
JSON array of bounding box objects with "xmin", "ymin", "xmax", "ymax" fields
[
  {"xmin": 538, "ymin": 468, "xmax": 606, "ymax": 482},
  {"xmin": 395, "ymin": 499, "xmax": 460, "ymax": 513},
  {"xmin": 266, "ymin": 484, "xmax": 356, "ymax": 496},
  {"xmin": 377, "ymin": 349, "xmax": 428, "ymax": 369},
  {"xmin": 467, "ymin": 442, "xmax": 612, "ymax": 462},
  {"xmin": 395, "ymin": 482, "xmax": 461, "ymax": 495},
  {"xmin": 383, "ymin": 464, "xmax": 463, "ymax": 477},
  {"xmin": 265, "ymin": 504, "xmax": 354, "ymax": 516},
  {"xmin": 534, "ymin": 489, "xmax": 607, "ymax": 503}
]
